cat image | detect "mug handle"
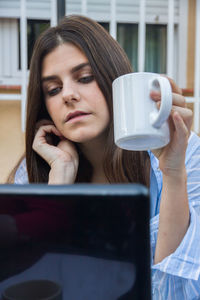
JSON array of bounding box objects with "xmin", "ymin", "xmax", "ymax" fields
[{"xmin": 149, "ymin": 76, "xmax": 172, "ymax": 128}]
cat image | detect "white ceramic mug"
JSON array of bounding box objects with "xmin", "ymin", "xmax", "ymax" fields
[{"xmin": 112, "ymin": 72, "xmax": 172, "ymax": 150}]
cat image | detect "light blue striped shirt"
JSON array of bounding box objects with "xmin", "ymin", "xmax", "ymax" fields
[{"xmin": 15, "ymin": 132, "xmax": 200, "ymax": 299}]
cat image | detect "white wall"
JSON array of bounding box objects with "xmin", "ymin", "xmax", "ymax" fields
[{"xmin": 0, "ymin": 0, "xmax": 51, "ymax": 19}]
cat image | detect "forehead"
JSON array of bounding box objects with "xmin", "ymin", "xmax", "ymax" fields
[{"xmin": 41, "ymin": 43, "xmax": 88, "ymax": 76}]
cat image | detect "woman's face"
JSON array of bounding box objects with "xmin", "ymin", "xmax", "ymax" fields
[{"xmin": 41, "ymin": 43, "xmax": 110, "ymax": 144}]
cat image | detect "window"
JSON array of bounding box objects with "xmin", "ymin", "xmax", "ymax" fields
[
  {"xmin": 116, "ymin": 23, "xmax": 167, "ymax": 74},
  {"xmin": 145, "ymin": 25, "xmax": 167, "ymax": 74},
  {"xmin": 117, "ymin": 23, "xmax": 138, "ymax": 71},
  {"xmin": 18, "ymin": 19, "xmax": 50, "ymax": 69}
]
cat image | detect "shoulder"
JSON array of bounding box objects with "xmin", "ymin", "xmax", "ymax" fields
[{"xmin": 14, "ymin": 158, "xmax": 29, "ymax": 184}]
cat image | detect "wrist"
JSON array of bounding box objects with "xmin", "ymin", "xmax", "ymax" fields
[
  {"xmin": 162, "ymin": 168, "xmax": 187, "ymax": 183},
  {"xmin": 160, "ymin": 162, "xmax": 187, "ymax": 180},
  {"xmin": 48, "ymin": 161, "xmax": 77, "ymax": 184}
]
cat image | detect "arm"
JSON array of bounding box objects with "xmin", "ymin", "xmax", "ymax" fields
[
  {"xmin": 151, "ymin": 78, "xmax": 192, "ymax": 264},
  {"xmin": 150, "ymin": 134, "xmax": 200, "ymax": 298},
  {"xmin": 155, "ymin": 167, "xmax": 189, "ymax": 263}
]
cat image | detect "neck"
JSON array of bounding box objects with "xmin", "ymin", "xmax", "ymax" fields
[{"xmin": 79, "ymin": 136, "xmax": 109, "ymax": 183}]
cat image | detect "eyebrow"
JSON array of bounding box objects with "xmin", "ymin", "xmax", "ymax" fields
[
  {"xmin": 41, "ymin": 62, "xmax": 91, "ymax": 83},
  {"xmin": 71, "ymin": 62, "xmax": 90, "ymax": 73}
]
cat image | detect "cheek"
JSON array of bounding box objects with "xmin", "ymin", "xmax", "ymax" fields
[
  {"xmin": 102, "ymin": 105, "xmax": 110, "ymax": 125},
  {"xmin": 90, "ymin": 88, "xmax": 109, "ymax": 117},
  {"xmin": 98, "ymin": 98, "xmax": 110, "ymax": 124},
  {"xmin": 45, "ymin": 100, "xmax": 58, "ymax": 120}
]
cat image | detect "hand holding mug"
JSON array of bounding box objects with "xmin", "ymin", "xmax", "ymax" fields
[
  {"xmin": 112, "ymin": 72, "xmax": 193, "ymax": 176},
  {"xmin": 151, "ymin": 77, "xmax": 193, "ymax": 177}
]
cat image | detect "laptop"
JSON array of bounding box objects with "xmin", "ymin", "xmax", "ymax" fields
[{"xmin": 0, "ymin": 184, "xmax": 151, "ymax": 300}]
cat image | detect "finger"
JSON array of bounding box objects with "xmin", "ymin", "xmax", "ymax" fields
[
  {"xmin": 32, "ymin": 125, "xmax": 62, "ymax": 162},
  {"xmin": 153, "ymin": 102, "xmax": 193, "ymax": 133},
  {"xmin": 34, "ymin": 125, "xmax": 63, "ymax": 144},
  {"xmin": 170, "ymin": 106, "xmax": 193, "ymax": 129},
  {"xmin": 172, "ymin": 111, "xmax": 189, "ymax": 144},
  {"xmin": 171, "ymin": 93, "xmax": 186, "ymax": 107},
  {"xmin": 160, "ymin": 75, "xmax": 183, "ymax": 95},
  {"xmin": 166, "ymin": 108, "xmax": 192, "ymax": 144},
  {"xmin": 57, "ymin": 140, "xmax": 79, "ymax": 161},
  {"xmin": 150, "ymin": 91, "xmax": 186, "ymax": 108},
  {"xmin": 41, "ymin": 126, "xmax": 60, "ymax": 138},
  {"xmin": 58, "ymin": 139, "xmax": 76, "ymax": 152},
  {"xmin": 35, "ymin": 119, "xmax": 54, "ymax": 131},
  {"xmin": 150, "ymin": 90, "xmax": 161, "ymax": 101}
]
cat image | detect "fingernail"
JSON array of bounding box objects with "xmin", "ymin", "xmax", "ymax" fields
[{"xmin": 174, "ymin": 111, "xmax": 181, "ymax": 120}]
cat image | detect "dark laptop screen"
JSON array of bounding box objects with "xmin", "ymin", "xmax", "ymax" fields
[{"xmin": 0, "ymin": 184, "xmax": 151, "ymax": 300}]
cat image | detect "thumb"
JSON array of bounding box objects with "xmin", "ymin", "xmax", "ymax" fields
[{"xmin": 172, "ymin": 111, "xmax": 189, "ymax": 148}]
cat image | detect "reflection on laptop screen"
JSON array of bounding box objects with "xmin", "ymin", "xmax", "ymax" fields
[{"xmin": 0, "ymin": 184, "xmax": 151, "ymax": 300}]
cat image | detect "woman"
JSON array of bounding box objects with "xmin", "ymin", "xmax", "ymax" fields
[{"xmin": 11, "ymin": 15, "xmax": 200, "ymax": 298}]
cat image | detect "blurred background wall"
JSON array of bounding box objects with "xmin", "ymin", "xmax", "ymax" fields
[{"xmin": 0, "ymin": 100, "xmax": 24, "ymax": 182}]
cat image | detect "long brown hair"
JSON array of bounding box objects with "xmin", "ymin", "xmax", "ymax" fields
[{"xmin": 25, "ymin": 15, "xmax": 150, "ymax": 185}]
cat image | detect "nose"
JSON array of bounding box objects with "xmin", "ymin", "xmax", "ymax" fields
[{"xmin": 62, "ymin": 81, "xmax": 80, "ymax": 104}]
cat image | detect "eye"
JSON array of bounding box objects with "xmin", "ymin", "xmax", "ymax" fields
[
  {"xmin": 78, "ymin": 75, "xmax": 94, "ymax": 84},
  {"xmin": 47, "ymin": 87, "xmax": 62, "ymax": 96}
]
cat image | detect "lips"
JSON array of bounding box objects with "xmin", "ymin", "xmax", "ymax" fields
[{"xmin": 66, "ymin": 110, "xmax": 90, "ymax": 122}]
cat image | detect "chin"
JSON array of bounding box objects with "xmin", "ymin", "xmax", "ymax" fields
[
  {"xmin": 68, "ymin": 131, "xmax": 107, "ymax": 144},
  {"xmin": 71, "ymin": 135, "xmax": 97, "ymax": 143},
  {"xmin": 61, "ymin": 124, "xmax": 109, "ymax": 144}
]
